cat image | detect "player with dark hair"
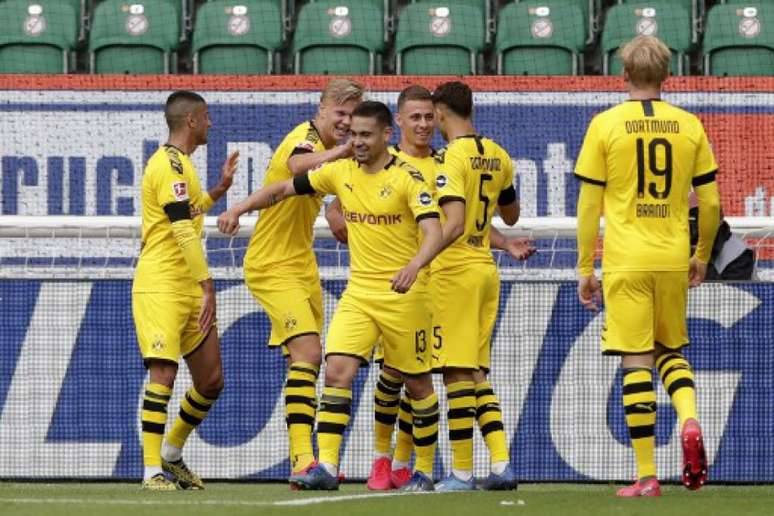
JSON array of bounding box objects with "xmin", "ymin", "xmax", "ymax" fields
[
  {"xmin": 430, "ymin": 81, "xmax": 530, "ymax": 491},
  {"xmin": 219, "ymin": 100, "xmax": 444, "ymax": 492},
  {"xmin": 133, "ymin": 90, "xmax": 239, "ymax": 491},
  {"xmin": 323, "ymin": 85, "xmax": 533, "ymax": 491},
  {"xmin": 576, "ymin": 36, "xmax": 720, "ymax": 497}
]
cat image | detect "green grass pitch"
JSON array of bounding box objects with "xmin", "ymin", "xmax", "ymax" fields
[{"xmin": 2, "ymin": 482, "xmax": 774, "ymax": 516}]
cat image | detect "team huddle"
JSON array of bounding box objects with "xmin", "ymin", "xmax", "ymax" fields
[{"xmin": 131, "ymin": 36, "xmax": 721, "ymax": 497}]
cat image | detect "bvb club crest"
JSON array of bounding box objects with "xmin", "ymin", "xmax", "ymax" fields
[
  {"xmin": 284, "ymin": 313, "xmax": 298, "ymax": 331},
  {"xmin": 379, "ymin": 184, "xmax": 393, "ymax": 199}
]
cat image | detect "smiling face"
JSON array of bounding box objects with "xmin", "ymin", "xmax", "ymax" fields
[
  {"xmin": 318, "ymin": 98, "xmax": 360, "ymax": 144},
  {"xmin": 396, "ymin": 99, "xmax": 435, "ymax": 149},
  {"xmin": 350, "ymin": 115, "xmax": 392, "ymax": 166}
]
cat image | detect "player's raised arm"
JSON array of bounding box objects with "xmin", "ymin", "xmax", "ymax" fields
[
  {"xmin": 201, "ymin": 151, "xmax": 240, "ymax": 210},
  {"xmin": 217, "ymin": 176, "xmax": 305, "ymax": 235},
  {"xmin": 288, "ymin": 140, "xmax": 352, "ymax": 175}
]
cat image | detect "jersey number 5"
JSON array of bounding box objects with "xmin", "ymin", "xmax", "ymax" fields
[
  {"xmin": 636, "ymin": 138, "xmax": 672, "ymax": 200},
  {"xmin": 476, "ymin": 173, "xmax": 494, "ymax": 231}
]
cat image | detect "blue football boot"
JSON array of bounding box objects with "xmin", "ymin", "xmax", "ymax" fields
[
  {"xmin": 400, "ymin": 471, "xmax": 435, "ymax": 492},
  {"xmin": 480, "ymin": 464, "xmax": 518, "ymax": 491},
  {"xmin": 435, "ymin": 473, "xmax": 475, "ymax": 492}
]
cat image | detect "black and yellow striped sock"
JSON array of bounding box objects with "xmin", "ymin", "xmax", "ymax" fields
[
  {"xmin": 475, "ymin": 380, "xmax": 510, "ymax": 464},
  {"xmin": 656, "ymin": 351, "xmax": 697, "ymax": 428},
  {"xmin": 447, "ymin": 381, "xmax": 476, "ymax": 472},
  {"xmin": 166, "ymin": 387, "xmax": 217, "ymax": 450},
  {"xmin": 142, "ymin": 383, "xmax": 172, "ymax": 468},
  {"xmin": 374, "ymin": 370, "xmax": 402, "ymax": 456},
  {"xmin": 317, "ymin": 386, "xmax": 352, "ymax": 468},
  {"xmin": 411, "ymin": 393, "xmax": 439, "ymax": 476},
  {"xmin": 285, "ymin": 362, "xmax": 319, "ymax": 473},
  {"xmin": 393, "ymin": 392, "xmax": 413, "ymax": 465},
  {"xmin": 622, "ymin": 367, "xmax": 657, "ymax": 480}
]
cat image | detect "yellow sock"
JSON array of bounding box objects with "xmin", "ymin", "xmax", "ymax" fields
[
  {"xmin": 622, "ymin": 368, "xmax": 657, "ymax": 480},
  {"xmin": 317, "ymin": 386, "xmax": 352, "ymax": 468},
  {"xmin": 411, "ymin": 393, "xmax": 439, "ymax": 476},
  {"xmin": 393, "ymin": 392, "xmax": 413, "ymax": 464},
  {"xmin": 447, "ymin": 381, "xmax": 475, "ymax": 471},
  {"xmin": 656, "ymin": 352, "xmax": 697, "ymax": 428},
  {"xmin": 374, "ymin": 370, "xmax": 402, "ymax": 455},
  {"xmin": 285, "ymin": 362, "xmax": 319, "ymax": 472},
  {"xmin": 475, "ymin": 380, "xmax": 509, "ymax": 463},
  {"xmin": 142, "ymin": 383, "xmax": 172, "ymax": 468},
  {"xmin": 166, "ymin": 387, "xmax": 217, "ymax": 450}
]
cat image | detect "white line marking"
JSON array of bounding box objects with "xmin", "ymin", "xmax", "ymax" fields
[{"xmin": 0, "ymin": 491, "xmax": 431, "ymax": 508}]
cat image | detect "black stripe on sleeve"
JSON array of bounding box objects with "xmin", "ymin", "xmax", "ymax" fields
[
  {"xmin": 289, "ymin": 146, "xmax": 314, "ymax": 158},
  {"xmin": 438, "ymin": 195, "xmax": 466, "ymax": 206},
  {"xmin": 692, "ymin": 170, "xmax": 717, "ymax": 187},
  {"xmin": 574, "ymin": 173, "xmax": 606, "ymax": 186},
  {"xmin": 497, "ymin": 185, "xmax": 516, "ymax": 206},
  {"xmin": 164, "ymin": 201, "xmax": 191, "ymax": 222},
  {"xmin": 415, "ymin": 212, "xmax": 440, "ymax": 223},
  {"xmin": 292, "ymin": 172, "xmax": 316, "ymax": 195}
]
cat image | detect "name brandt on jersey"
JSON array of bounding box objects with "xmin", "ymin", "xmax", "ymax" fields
[
  {"xmin": 469, "ymin": 156, "xmax": 502, "ymax": 171},
  {"xmin": 625, "ymin": 120, "xmax": 680, "ymax": 134},
  {"xmin": 343, "ymin": 209, "xmax": 402, "ymax": 225},
  {"xmin": 637, "ymin": 203, "xmax": 670, "ymax": 218}
]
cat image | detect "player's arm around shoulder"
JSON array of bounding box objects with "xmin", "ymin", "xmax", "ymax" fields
[{"xmin": 287, "ymin": 138, "xmax": 353, "ymax": 175}]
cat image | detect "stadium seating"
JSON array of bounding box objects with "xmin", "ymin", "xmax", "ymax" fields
[
  {"xmin": 620, "ymin": 0, "xmax": 701, "ymax": 42},
  {"xmin": 394, "ymin": 3, "xmax": 486, "ymax": 74},
  {"xmin": 192, "ymin": 0, "xmax": 283, "ymax": 74},
  {"xmin": 602, "ymin": 1, "xmax": 692, "ymax": 76},
  {"xmin": 415, "ymin": 0, "xmax": 492, "ymax": 43},
  {"xmin": 496, "ymin": 2, "xmax": 586, "ymax": 75},
  {"xmin": 89, "ymin": 0, "xmax": 180, "ymax": 74},
  {"xmin": 517, "ymin": 0, "xmax": 598, "ymax": 44},
  {"xmin": 292, "ymin": 0, "xmax": 385, "ymax": 74},
  {"xmin": 0, "ymin": 0, "xmax": 78, "ymax": 73},
  {"xmin": 704, "ymin": 4, "xmax": 774, "ymax": 76}
]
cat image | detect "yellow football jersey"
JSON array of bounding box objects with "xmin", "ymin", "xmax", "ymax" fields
[
  {"xmin": 245, "ymin": 121, "xmax": 328, "ymax": 271},
  {"xmin": 389, "ymin": 144, "xmax": 437, "ymax": 188},
  {"xmin": 432, "ymin": 135, "xmax": 516, "ymax": 272},
  {"xmin": 301, "ymin": 156, "xmax": 438, "ymax": 290},
  {"xmin": 575, "ymin": 99, "xmax": 719, "ymax": 272},
  {"xmin": 133, "ymin": 145, "xmax": 212, "ymax": 296}
]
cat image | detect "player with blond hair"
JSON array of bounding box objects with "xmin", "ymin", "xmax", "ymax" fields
[
  {"xmin": 576, "ymin": 36, "xmax": 720, "ymax": 497},
  {"xmin": 241, "ymin": 79, "xmax": 364, "ymax": 484}
]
